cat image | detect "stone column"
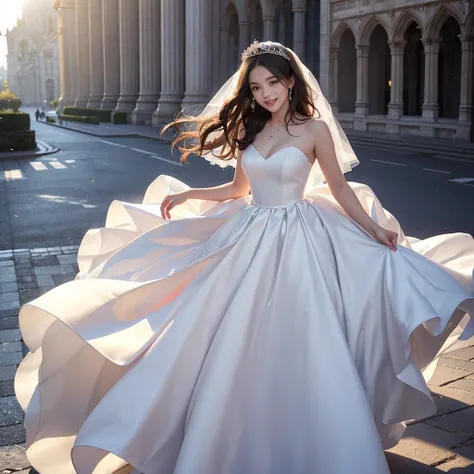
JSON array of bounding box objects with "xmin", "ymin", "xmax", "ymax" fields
[
  {"xmin": 220, "ymin": 26, "xmax": 230, "ymax": 81},
  {"xmin": 57, "ymin": 0, "xmax": 78, "ymax": 108},
  {"xmin": 459, "ymin": 35, "xmax": 474, "ymax": 123},
  {"xmin": 87, "ymin": 0, "xmax": 104, "ymax": 108},
  {"xmin": 239, "ymin": 21, "xmax": 250, "ymax": 53},
  {"xmin": 330, "ymin": 47, "xmax": 339, "ymax": 112},
  {"xmin": 101, "ymin": 0, "xmax": 120, "ymax": 109},
  {"xmin": 74, "ymin": 0, "xmax": 90, "ymax": 107},
  {"xmin": 421, "ymin": 38, "xmax": 441, "ymax": 120},
  {"xmin": 292, "ymin": 0, "xmax": 307, "ymax": 61},
  {"xmin": 115, "ymin": 0, "xmax": 140, "ymax": 114},
  {"xmin": 153, "ymin": 0, "xmax": 185, "ymax": 126},
  {"xmin": 263, "ymin": 15, "xmax": 275, "ymax": 41},
  {"xmin": 355, "ymin": 44, "xmax": 369, "ymax": 117},
  {"xmin": 132, "ymin": 0, "xmax": 161, "ymax": 124},
  {"xmin": 318, "ymin": 0, "xmax": 330, "ymax": 94},
  {"xmin": 181, "ymin": 0, "xmax": 212, "ymax": 113},
  {"xmin": 388, "ymin": 41, "xmax": 405, "ymax": 119}
]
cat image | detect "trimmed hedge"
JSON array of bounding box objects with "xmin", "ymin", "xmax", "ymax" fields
[
  {"xmin": 0, "ymin": 130, "xmax": 36, "ymax": 152},
  {"xmin": 112, "ymin": 112, "xmax": 128, "ymax": 124},
  {"xmin": 0, "ymin": 113, "xmax": 30, "ymax": 132},
  {"xmin": 0, "ymin": 99, "xmax": 22, "ymax": 112},
  {"xmin": 60, "ymin": 114, "xmax": 100, "ymax": 125},
  {"xmin": 98, "ymin": 110, "xmax": 112, "ymax": 123},
  {"xmin": 62, "ymin": 107, "xmax": 112, "ymax": 123},
  {"xmin": 46, "ymin": 117, "xmax": 56, "ymax": 123}
]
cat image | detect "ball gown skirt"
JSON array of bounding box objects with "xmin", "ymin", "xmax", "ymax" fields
[{"xmin": 15, "ymin": 146, "xmax": 474, "ymax": 474}]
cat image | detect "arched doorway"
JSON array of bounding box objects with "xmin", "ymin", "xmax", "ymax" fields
[
  {"xmin": 46, "ymin": 78, "xmax": 55, "ymax": 103},
  {"xmin": 368, "ymin": 25, "xmax": 390, "ymax": 114},
  {"xmin": 403, "ymin": 22, "xmax": 424, "ymax": 116},
  {"xmin": 338, "ymin": 28, "xmax": 356, "ymax": 113},
  {"xmin": 438, "ymin": 17, "xmax": 462, "ymax": 118}
]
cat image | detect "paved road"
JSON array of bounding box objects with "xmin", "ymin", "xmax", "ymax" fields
[{"xmin": 1, "ymin": 119, "xmax": 473, "ymax": 251}]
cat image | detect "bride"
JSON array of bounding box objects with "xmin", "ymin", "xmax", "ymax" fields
[{"xmin": 15, "ymin": 41, "xmax": 474, "ymax": 474}]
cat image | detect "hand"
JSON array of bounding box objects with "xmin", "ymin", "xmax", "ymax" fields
[
  {"xmin": 373, "ymin": 226, "xmax": 398, "ymax": 251},
  {"xmin": 160, "ymin": 191, "xmax": 189, "ymax": 220}
]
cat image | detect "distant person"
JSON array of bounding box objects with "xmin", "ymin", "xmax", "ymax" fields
[{"xmin": 35, "ymin": 109, "xmax": 40, "ymax": 121}]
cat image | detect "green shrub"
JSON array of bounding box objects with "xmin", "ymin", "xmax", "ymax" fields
[
  {"xmin": 112, "ymin": 112, "xmax": 128, "ymax": 124},
  {"xmin": 60, "ymin": 114, "xmax": 100, "ymax": 125},
  {"xmin": 0, "ymin": 112, "xmax": 30, "ymax": 131},
  {"xmin": 99, "ymin": 110, "xmax": 112, "ymax": 123},
  {"xmin": 62, "ymin": 106, "xmax": 100, "ymax": 118},
  {"xmin": 50, "ymin": 99, "xmax": 59, "ymax": 109},
  {"xmin": 10, "ymin": 99, "xmax": 22, "ymax": 111},
  {"xmin": 0, "ymin": 130, "xmax": 36, "ymax": 152},
  {"xmin": 0, "ymin": 90, "xmax": 17, "ymax": 101},
  {"xmin": 61, "ymin": 107, "xmax": 112, "ymax": 123},
  {"xmin": 46, "ymin": 117, "xmax": 56, "ymax": 123}
]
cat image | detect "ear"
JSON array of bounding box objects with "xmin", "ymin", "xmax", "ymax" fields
[{"xmin": 287, "ymin": 75, "xmax": 296, "ymax": 88}]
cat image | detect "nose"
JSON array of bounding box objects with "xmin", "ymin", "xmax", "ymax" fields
[{"xmin": 263, "ymin": 87, "xmax": 271, "ymax": 98}]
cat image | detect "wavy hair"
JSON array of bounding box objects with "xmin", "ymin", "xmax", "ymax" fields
[{"xmin": 162, "ymin": 43, "xmax": 319, "ymax": 163}]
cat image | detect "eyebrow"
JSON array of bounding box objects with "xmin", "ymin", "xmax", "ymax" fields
[{"xmin": 249, "ymin": 75, "xmax": 277, "ymax": 86}]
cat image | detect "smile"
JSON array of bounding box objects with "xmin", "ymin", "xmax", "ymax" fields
[{"xmin": 264, "ymin": 99, "xmax": 277, "ymax": 107}]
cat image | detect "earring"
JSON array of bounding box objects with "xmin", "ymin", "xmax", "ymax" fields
[
  {"xmin": 251, "ymin": 98, "xmax": 256, "ymax": 111},
  {"xmin": 289, "ymin": 88, "xmax": 293, "ymax": 102}
]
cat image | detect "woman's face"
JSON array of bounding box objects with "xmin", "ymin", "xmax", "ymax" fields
[{"xmin": 248, "ymin": 65, "xmax": 294, "ymax": 114}]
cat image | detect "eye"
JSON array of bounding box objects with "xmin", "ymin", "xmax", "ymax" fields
[
  {"xmin": 251, "ymin": 86, "xmax": 259, "ymax": 92},
  {"xmin": 269, "ymin": 80, "xmax": 278, "ymax": 86}
]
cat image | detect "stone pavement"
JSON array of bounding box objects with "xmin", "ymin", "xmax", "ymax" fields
[{"xmin": 0, "ymin": 245, "xmax": 473, "ymax": 473}]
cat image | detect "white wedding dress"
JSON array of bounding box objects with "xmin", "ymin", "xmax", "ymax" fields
[{"xmin": 16, "ymin": 145, "xmax": 474, "ymax": 474}]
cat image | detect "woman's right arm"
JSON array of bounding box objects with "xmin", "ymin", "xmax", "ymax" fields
[
  {"xmin": 185, "ymin": 152, "xmax": 250, "ymax": 202},
  {"xmin": 160, "ymin": 132, "xmax": 250, "ymax": 219}
]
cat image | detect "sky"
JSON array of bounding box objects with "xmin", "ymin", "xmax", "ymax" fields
[{"xmin": 0, "ymin": 0, "xmax": 23, "ymax": 68}]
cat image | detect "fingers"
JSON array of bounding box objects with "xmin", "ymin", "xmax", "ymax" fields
[
  {"xmin": 160, "ymin": 198, "xmax": 167, "ymax": 220},
  {"xmin": 161, "ymin": 196, "xmax": 171, "ymax": 220},
  {"xmin": 161, "ymin": 196, "xmax": 175, "ymax": 220},
  {"xmin": 389, "ymin": 232, "xmax": 398, "ymax": 251}
]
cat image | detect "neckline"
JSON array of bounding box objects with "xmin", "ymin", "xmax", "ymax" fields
[{"xmin": 250, "ymin": 144, "xmax": 312, "ymax": 164}]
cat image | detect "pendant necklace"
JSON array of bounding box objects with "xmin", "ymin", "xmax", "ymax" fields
[{"xmin": 268, "ymin": 122, "xmax": 284, "ymax": 141}]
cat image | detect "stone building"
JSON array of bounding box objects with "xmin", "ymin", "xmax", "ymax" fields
[
  {"xmin": 6, "ymin": 0, "xmax": 61, "ymax": 106},
  {"xmin": 323, "ymin": 0, "xmax": 474, "ymax": 141},
  {"xmin": 55, "ymin": 0, "xmax": 473, "ymax": 141},
  {"xmin": 54, "ymin": 0, "xmax": 320, "ymax": 126}
]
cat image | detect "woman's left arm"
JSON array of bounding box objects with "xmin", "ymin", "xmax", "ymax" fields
[{"xmin": 311, "ymin": 120, "xmax": 398, "ymax": 251}]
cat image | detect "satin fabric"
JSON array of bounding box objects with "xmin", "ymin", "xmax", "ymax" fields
[{"xmin": 15, "ymin": 145, "xmax": 474, "ymax": 474}]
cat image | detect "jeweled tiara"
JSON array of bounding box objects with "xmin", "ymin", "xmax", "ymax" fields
[{"xmin": 241, "ymin": 40, "xmax": 291, "ymax": 62}]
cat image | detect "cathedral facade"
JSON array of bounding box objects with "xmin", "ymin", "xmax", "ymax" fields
[
  {"xmin": 323, "ymin": 0, "xmax": 474, "ymax": 141},
  {"xmin": 6, "ymin": 0, "xmax": 60, "ymax": 107},
  {"xmin": 55, "ymin": 0, "xmax": 473, "ymax": 141},
  {"xmin": 55, "ymin": 0, "xmax": 319, "ymax": 126}
]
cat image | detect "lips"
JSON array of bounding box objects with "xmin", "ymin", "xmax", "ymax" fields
[{"xmin": 264, "ymin": 99, "xmax": 277, "ymax": 107}]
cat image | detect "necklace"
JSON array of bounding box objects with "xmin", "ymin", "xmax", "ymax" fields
[{"xmin": 268, "ymin": 122, "xmax": 284, "ymax": 141}]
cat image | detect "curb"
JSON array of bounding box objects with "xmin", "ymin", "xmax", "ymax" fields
[
  {"xmin": 40, "ymin": 120, "xmax": 172, "ymax": 144},
  {"xmin": 0, "ymin": 141, "xmax": 60, "ymax": 160}
]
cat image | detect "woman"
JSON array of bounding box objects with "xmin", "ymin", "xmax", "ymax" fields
[{"xmin": 16, "ymin": 42, "xmax": 474, "ymax": 474}]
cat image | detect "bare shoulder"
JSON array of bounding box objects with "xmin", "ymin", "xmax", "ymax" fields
[
  {"xmin": 306, "ymin": 118, "xmax": 330, "ymax": 135},
  {"xmin": 306, "ymin": 118, "xmax": 332, "ymax": 148}
]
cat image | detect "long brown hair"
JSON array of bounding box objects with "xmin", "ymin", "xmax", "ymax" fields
[{"xmin": 162, "ymin": 42, "xmax": 319, "ymax": 163}]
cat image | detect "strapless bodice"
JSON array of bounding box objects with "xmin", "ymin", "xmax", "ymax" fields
[{"xmin": 241, "ymin": 145, "xmax": 312, "ymax": 208}]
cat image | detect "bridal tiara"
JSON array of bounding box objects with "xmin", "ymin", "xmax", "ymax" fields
[{"xmin": 241, "ymin": 40, "xmax": 291, "ymax": 62}]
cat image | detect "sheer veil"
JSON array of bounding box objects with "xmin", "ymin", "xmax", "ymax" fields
[{"xmin": 199, "ymin": 42, "xmax": 359, "ymax": 190}]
